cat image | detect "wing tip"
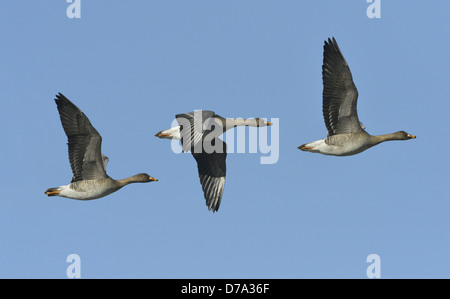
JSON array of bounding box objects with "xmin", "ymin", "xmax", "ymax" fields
[
  {"xmin": 55, "ymin": 92, "xmax": 66, "ymax": 102},
  {"xmin": 324, "ymin": 36, "xmax": 339, "ymax": 51},
  {"xmin": 54, "ymin": 92, "xmax": 73, "ymax": 109},
  {"xmin": 324, "ymin": 37, "xmax": 333, "ymax": 46},
  {"xmin": 199, "ymin": 175, "xmax": 225, "ymax": 213}
]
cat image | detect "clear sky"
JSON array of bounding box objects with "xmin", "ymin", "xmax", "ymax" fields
[{"xmin": 0, "ymin": 1, "xmax": 449, "ymax": 278}]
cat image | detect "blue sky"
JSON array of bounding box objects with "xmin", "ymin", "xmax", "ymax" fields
[{"xmin": 0, "ymin": 1, "xmax": 449, "ymax": 278}]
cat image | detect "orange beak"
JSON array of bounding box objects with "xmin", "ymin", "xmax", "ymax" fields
[{"xmin": 45, "ymin": 190, "xmax": 61, "ymax": 196}]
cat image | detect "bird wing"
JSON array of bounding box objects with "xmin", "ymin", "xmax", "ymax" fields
[
  {"xmin": 192, "ymin": 138, "xmax": 227, "ymax": 213},
  {"xmin": 175, "ymin": 110, "xmax": 217, "ymax": 152},
  {"xmin": 54, "ymin": 93, "xmax": 108, "ymax": 182},
  {"xmin": 322, "ymin": 37, "xmax": 364, "ymax": 136}
]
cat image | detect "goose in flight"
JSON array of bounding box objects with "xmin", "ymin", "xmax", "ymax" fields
[
  {"xmin": 45, "ymin": 93, "xmax": 158, "ymax": 200},
  {"xmin": 155, "ymin": 111, "xmax": 271, "ymax": 212},
  {"xmin": 298, "ymin": 37, "xmax": 415, "ymax": 156}
]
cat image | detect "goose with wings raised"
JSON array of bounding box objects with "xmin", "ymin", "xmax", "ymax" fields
[
  {"xmin": 299, "ymin": 38, "xmax": 415, "ymax": 156},
  {"xmin": 45, "ymin": 93, "xmax": 158, "ymax": 200}
]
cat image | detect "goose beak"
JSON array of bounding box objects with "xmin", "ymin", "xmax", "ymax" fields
[
  {"xmin": 407, "ymin": 134, "xmax": 416, "ymax": 139},
  {"xmin": 265, "ymin": 121, "xmax": 272, "ymax": 126},
  {"xmin": 45, "ymin": 190, "xmax": 61, "ymax": 196},
  {"xmin": 298, "ymin": 145, "xmax": 314, "ymax": 150},
  {"xmin": 149, "ymin": 177, "xmax": 158, "ymax": 182},
  {"xmin": 155, "ymin": 133, "xmax": 171, "ymax": 138}
]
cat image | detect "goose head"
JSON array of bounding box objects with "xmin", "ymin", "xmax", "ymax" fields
[
  {"xmin": 133, "ymin": 173, "xmax": 159, "ymax": 183},
  {"xmin": 254, "ymin": 118, "xmax": 272, "ymax": 127},
  {"xmin": 396, "ymin": 131, "xmax": 416, "ymax": 140}
]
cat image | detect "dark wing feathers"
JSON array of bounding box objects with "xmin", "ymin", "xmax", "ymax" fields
[
  {"xmin": 322, "ymin": 37, "xmax": 363, "ymax": 136},
  {"xmin": 174, "ymin": 110, "xmax": 227, "ymax": 212},
  {"xmin": 175, "ymin": 110, "xmax": 227, "ymax": 212},
  {"xmin": 54, "ymin": 93, "xmax": 108, "ymax": 182},
  {"xmin": 191, "ymin": 133, "xmax": 227, "ymax": 213}
]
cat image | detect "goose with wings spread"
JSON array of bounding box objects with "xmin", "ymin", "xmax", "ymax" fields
[
  {"xmin": 155, "ymin": 111, "xmax": 271, "ymax": 213},
  {"xmin": 298, "ymin": 38, "xmax": 415, "ymax": 156},
  {"xmin": 45, "ymin": 93, "xmax": 158, "ymax": 200}
]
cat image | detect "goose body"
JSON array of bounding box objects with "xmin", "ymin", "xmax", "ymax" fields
[
  {"xmin": 155, "ymin": 110, "xmax": 271, "ymax": 212},
  {"xmin": 46, "ymin": 180, "xmax": 120, "ymax": 200},
  {"xmin": 299, "ymin": 134, "xmax": 373, "ymax": 157},
  {"xmin": 299, "ymin": 38, "xmax": 415, "ymax": 156},
  {"xmin": 45, "ymin": 93, "xmax": 157, "ymax": 200}
]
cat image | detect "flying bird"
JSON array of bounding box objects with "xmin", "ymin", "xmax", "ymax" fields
[
  {"xmin": 155, "ymin": 111, "xmax": 271, "ymax": 212},
  {"xmin": 298, "ymin": 37, "xmax": 416, "ymax": 156},
  {"xmin": 45, "ymin": 93, "xmax": 158, "ymax": 200}
]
